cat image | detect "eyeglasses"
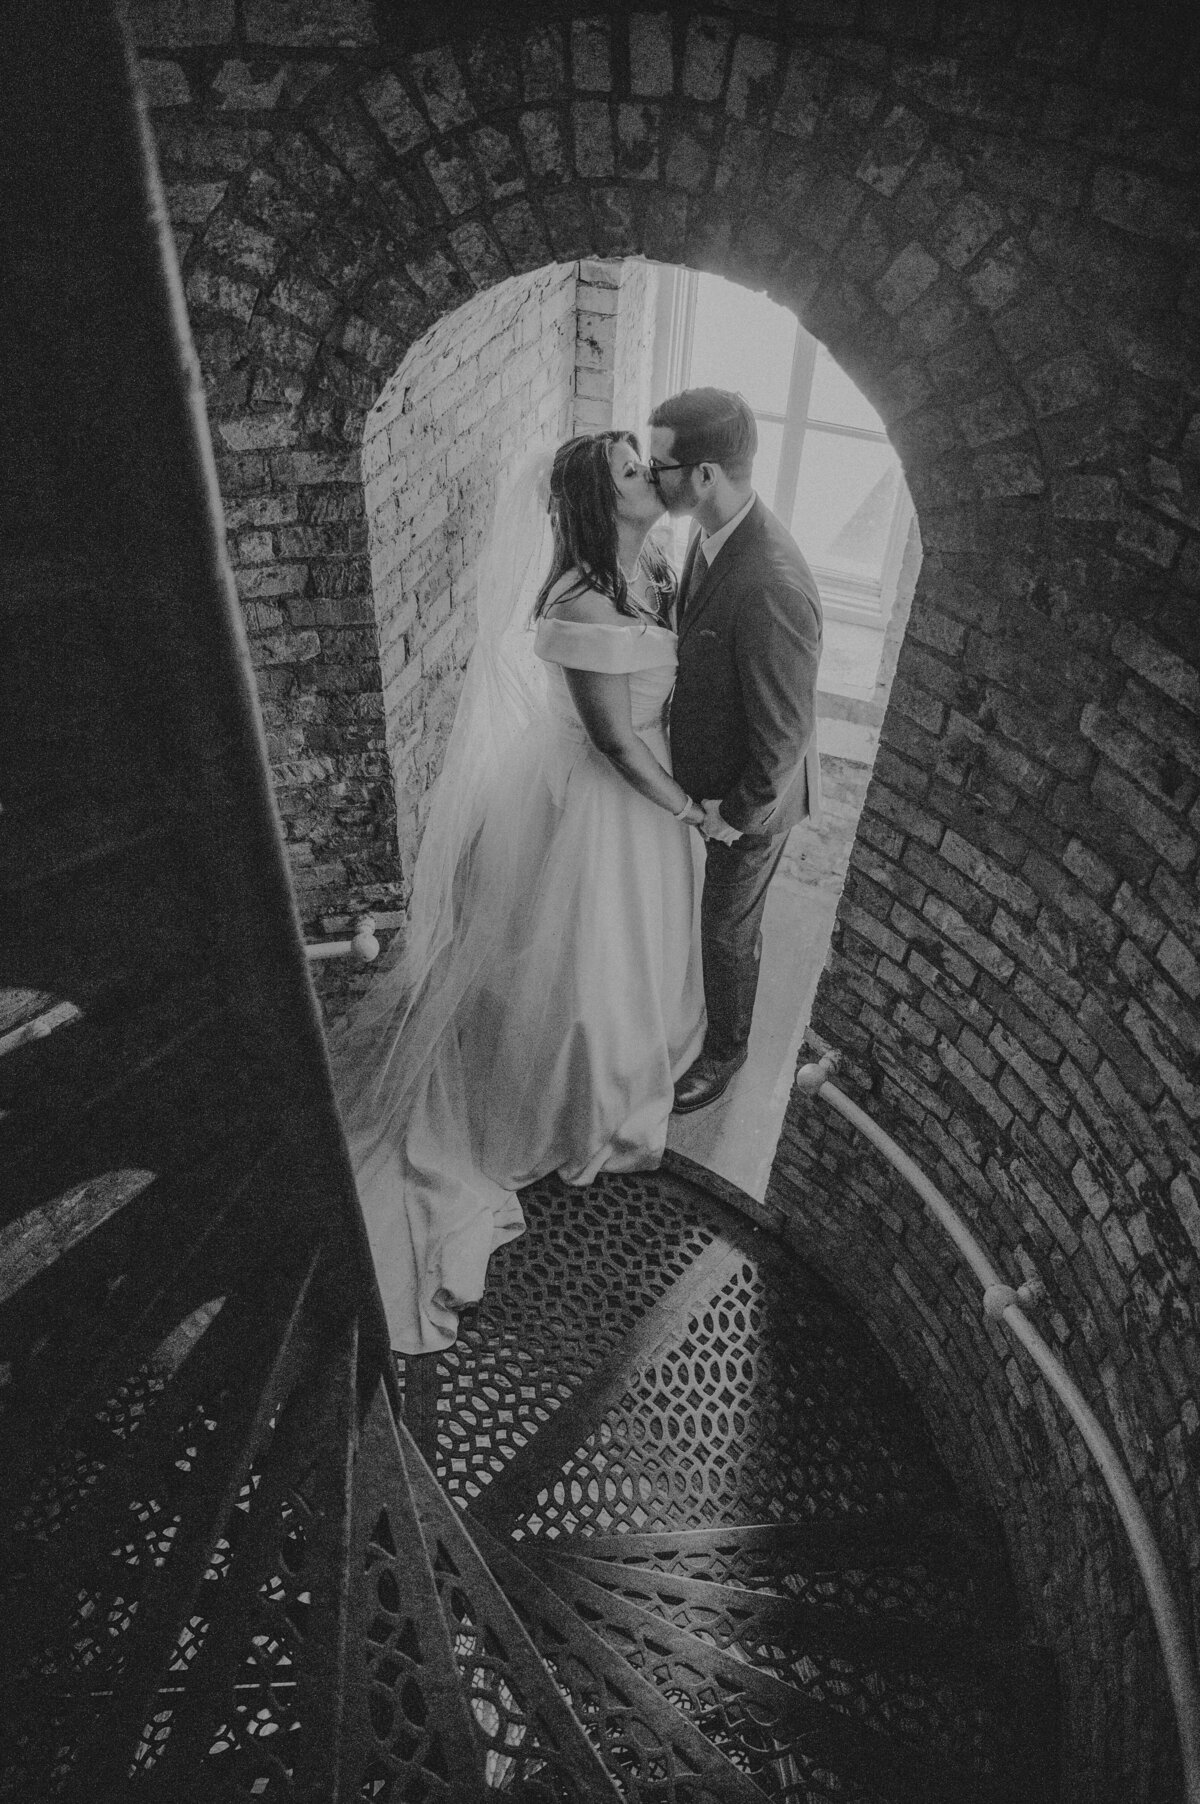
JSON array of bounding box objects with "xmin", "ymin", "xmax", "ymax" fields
[{"xmin": 647, "ymin": 459, "xmax": 696, "ymax": 476}]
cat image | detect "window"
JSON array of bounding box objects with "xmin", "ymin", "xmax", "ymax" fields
[{"xmin": 653, "ymin": 270, "xmax": 913, "ymax": 629}]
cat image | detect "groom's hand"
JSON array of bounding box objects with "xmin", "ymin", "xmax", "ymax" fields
[{"xmin": 700, "ymin": 799, "xmax": 743, "ymax": 844}]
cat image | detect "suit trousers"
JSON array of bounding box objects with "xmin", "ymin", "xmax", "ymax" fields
[{"xmin": 699, "ymin": 831, "xmax": 789, "ymax": 1062}]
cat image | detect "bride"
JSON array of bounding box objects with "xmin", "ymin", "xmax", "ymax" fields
[{"xmin": 336, "ymin": 430, "xmax": 707, "ymax": 1354}]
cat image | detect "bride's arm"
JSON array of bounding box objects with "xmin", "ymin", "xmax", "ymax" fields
[{"xmin": 563, "ymin": 666, "xmax": 704, "ymax": 826}]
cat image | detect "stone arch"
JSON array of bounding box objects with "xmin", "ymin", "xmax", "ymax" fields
[{"xmin": 136, "ymin": 7, "xmax": 1200, "ymax": 1797}]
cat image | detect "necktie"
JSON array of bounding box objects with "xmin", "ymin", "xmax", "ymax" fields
[{"xmin": 677, "ymin": 534, "xmax": 704, "ymax": 630}]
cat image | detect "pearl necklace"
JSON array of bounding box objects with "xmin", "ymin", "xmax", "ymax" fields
[{"xmin": 621, "ymin": 568, "xmax": 662, "ymax": 624}]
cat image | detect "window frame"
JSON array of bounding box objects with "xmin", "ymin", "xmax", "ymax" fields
[{"xmin": 657, "ymin": 268, "xmax": 913, "ymax": 628}]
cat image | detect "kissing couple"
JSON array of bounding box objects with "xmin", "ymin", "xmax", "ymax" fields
[{"xmin": 336, "ymin": 387, "xmax": 823, "ymax": 1354}]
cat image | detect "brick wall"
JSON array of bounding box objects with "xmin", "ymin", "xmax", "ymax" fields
[
  {"xmin": 574, "ymin": 256, "xmax": 660, "ymax": 439},
  {"xmin": 364, "ymin": 263, "xmax": 576, "ymax": 878},
  {"xmin": 135, "ymin": 6, "xmax": 1200, "ymax": 1795}
]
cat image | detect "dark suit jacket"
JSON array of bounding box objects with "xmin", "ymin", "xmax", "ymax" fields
[{"xmin": 670, "ymin": 497, "xmax": 823, "ymax": 839}]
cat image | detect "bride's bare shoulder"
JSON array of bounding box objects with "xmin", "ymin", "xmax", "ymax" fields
[{"xmin": 541, "ymin": 572, "xmax": 625, "ymax": 626}]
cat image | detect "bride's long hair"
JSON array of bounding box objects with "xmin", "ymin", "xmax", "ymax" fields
[{"xmin": 533, "ymin": 431, "xmax": 676, "ymax": 625}]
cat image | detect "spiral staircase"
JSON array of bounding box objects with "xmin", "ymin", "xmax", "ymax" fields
[
  {"xmin": 1, "ymin": 1154, "xmax": 1059, "ymax": 1803},
  {"xmin": 0, "ymin": 9, "xmax": 1059, "ymax": 1801}
]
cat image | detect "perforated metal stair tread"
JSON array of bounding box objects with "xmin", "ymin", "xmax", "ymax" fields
[
  {"xmin": 474, "ymin": 1518, "xmax": 779, "ymax": 1804},
  {"xmin": 496, "ymin": 1530, "xmax": 1001, "ymax": 1804},
  {"xmin": 526, "ymin": 1546, "xmax": 1027, "ymax": 1676},
  {"xmin": 453, "ymin": 1172, "xmax": 951, "ymax": 1542},
  {"xmin": 400, "ymin": 1411, "xmax": 628, "ymax": 1802},
  {"xmin": 428, "ymin": 1166, "xmax": 1057, "ymax": 1803},
  {"xmin": 546, "ymin": 1515, "xmax": 1010, "ymax": 1622}
]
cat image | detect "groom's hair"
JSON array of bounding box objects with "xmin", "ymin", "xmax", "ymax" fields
[{"xmin": 648, "ymin": 388, "xmax": 757, "ymax": 482}]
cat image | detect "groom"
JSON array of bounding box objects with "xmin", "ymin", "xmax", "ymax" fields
[{"xmin": 649, "ymin": 387, "xmax": 823, "ymax": 1113}]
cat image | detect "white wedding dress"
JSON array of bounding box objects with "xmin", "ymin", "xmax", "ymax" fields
[{"xmin": 343, "ymin": 609, "xmax": 705, "ymax": 1354}]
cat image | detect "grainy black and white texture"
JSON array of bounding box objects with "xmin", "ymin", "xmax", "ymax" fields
[{"xmin": 16, "ymin": 3, "xmax": 1200, "ymax": 1798}]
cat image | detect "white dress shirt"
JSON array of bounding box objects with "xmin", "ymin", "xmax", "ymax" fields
[{"xmin": 698, "ymin": 491, "xmax": 756, "ymax": 567}]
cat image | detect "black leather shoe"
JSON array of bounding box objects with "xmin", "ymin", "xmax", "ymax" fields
[{"xmin": 672, "ymin": 1050, "xmax": 748, "ymax": 1114}]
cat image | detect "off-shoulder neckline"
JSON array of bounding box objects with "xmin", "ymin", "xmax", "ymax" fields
[{"xmin": 536, "ymin": 616, "xmax": 675, "ymax": 636}]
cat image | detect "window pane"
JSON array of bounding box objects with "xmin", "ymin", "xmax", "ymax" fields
[
  {"xmin": 754, "ymin": 418, "xmax": 785, "ymax": 514},
  {"xmin": 807, "ymin": 343, "xmax": 885, "ymax": 433},
  {"xmin": 689, "ymin": 275, "xmax": 797, "ymax": 416},
  {"xmin": 791, "ymin": 431, "xmax": 900, "ymax": 585}
]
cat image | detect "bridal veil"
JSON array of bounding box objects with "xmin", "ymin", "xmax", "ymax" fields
[{"xmin": 335, "ymin": 448, "xmax": 557, "ymax": 1158}]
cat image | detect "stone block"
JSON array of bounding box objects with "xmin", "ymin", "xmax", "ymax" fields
[
  {"xmin": 840, "ymin": 901, "xmax": 908, "ymax": 964},
  {"xmin": 1052, "ymin": 475, "xmax": 1121, "ymax": 521},
  {"xmin": 1024, "ymin": 351, "xmax": 1106, "ymax": 418},
  {"xmin": 140, "ymin": 60, "xmax": 191, "ymax": 106},
  {"xmin": 663, "ymin": 122, "xmax": 714, "ymax": 193},
  {"xmin": 726, "ymin": 34, "xmax": 779, "ymax": 123},
  {"xmin": 1118, "ymin": 941, "xmax": 1200, "ymax": 1055},
  {"xmin": 964, "ymin": 238, "xmax": 1031, "ymax": 313},
  {"xmin": 683, "ymin": 15, "xmax": 734, "ymax": 100},
  {"xmin": 421, "ymin": 145, "xmax": 481, "ymax": 217},
  {"xmin": 803, "ymin": 170, "xmax": 865, "ymax": 252},
  {"xmin": 212, "ymin": 59, "xmax": 288, "ymax": 109},
  {"xmin": 772, "ymin": 45, "xmax": 830, "ymax": 139},
  {"xmin": 897, "ymin": 276, "xmax": 974, "ymax": 355},
  {"xmin": 937, "ymin": 1035, "xmax": 1014, "ymax": 1129},
  {"xmin": 572, "ymin": 100, "xmax": 616, "ymax": 178},
  {"xmin": 186, "ymin": 265, "xmax": 259, "ymax": 323},
  {"xmin": 127, "ymin": 0, "xmax": 234, "ymax": 46},
  {"xmin": 854, "ymin": 101, "xmax": 926, "ymax": 197},
  {"xmin": 203, "ymin": 212, "xmax": 283, "ymax": 283},
  {"xmin": 312, "ymin": 95, "xmax": 385, "ymax": 185},
  {"xmin": 932, "ymin": 192, "xmax": 1006, "ymax": 270},
  {"xmin": 903, "ymin": 842, "xmax": 993, "ymax": 929},
  {"xmin": 571, "ymin": 18, "xmax": 611, "ymax": 92},
  {"xmin": 238, "ymin": 562, "xmax": 310, "ymax": 602},
  {"xmin": 992, "ymin": 290, "xmax": 1079, "ymax": 366},
  {"xmin": 360, "ymin": 71, "xmax": 428, "ymax": 156},
  {"xmin": 876, "ymin": 359, "xmax": 935, "ymax": 422},
  {"xmin": 874, "ymin": 241, "xmax": 940, "ymax": 315},
  {"xmin": 889, "ymin": 142, "xmax": 964, "ymax": 236},
  {"xmin": 714, "ymin": 121, "xmax": 766, "ymax": 203},
  {"xmin": 974, "ymin": 449, "xmax": 1044, "ymax": 499},
  {"xmin": 941, "ymin": 830, "xmax": 1038, "ymax": 916},
  {"xmin": 642, "ymin": 190, "xmax": 688, "ymax": 263},
  {"xmin": 166, "ymin": 180, "xmax": 229, "ymax": 225},
  {"xmin": 924, "ymin": 892, "xmax": 1016, "ymax": 982},
  {"xmin": 409, "ymin": 47, "xmax": 474, "ymax": 131},
  {"xmin": 953, "ymin": 387, "xmax": 1029, "ymax": 448},
  {"xmin": 1112, "ymin": 622, "xmax": 1200, "ymax": 717},
  {"xmin": 617, "ymin": 103, "xmax": 661, "ymax": 180},
  {"xmin": 243, "ymin": 0, "xmax": 374, "ymax": 45},
  {"xmin": 820, "ymin": 74, "xmax": 885, "ymax": 160},
  {"xmin": 628, "ymin": 11, "xmax": 675, "ymax": 97},
  {"xmin": 515, "ymin": 111, "xmax": 565, "ymax": 183},
  {"xmin": 488, "ymin": 200, "xmax": 550, "ymax": 273},
  {"xmin": 449, "ymin": 221, "xmax": 511, "ymax": 290},
  {"xmin": 522, "ymin": 23, "xmax": 568, "ymax": 101},
  {"xmin": 217, "ymin": 411, "xmax": 299, "ymax": 452}
]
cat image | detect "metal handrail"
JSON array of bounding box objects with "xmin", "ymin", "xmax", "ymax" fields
[
  {"xmin": 304, "ymin": 913, "xmax": 380, "ymax": 964},
  {"xmin": 796, "ymin": 1051, "xmax": 1200, "ymax": 1804}
]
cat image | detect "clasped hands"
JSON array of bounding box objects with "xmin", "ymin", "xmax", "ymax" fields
[{"xmin": 698, "ymin": 799, "xmax": 742, "ymax": 845}]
